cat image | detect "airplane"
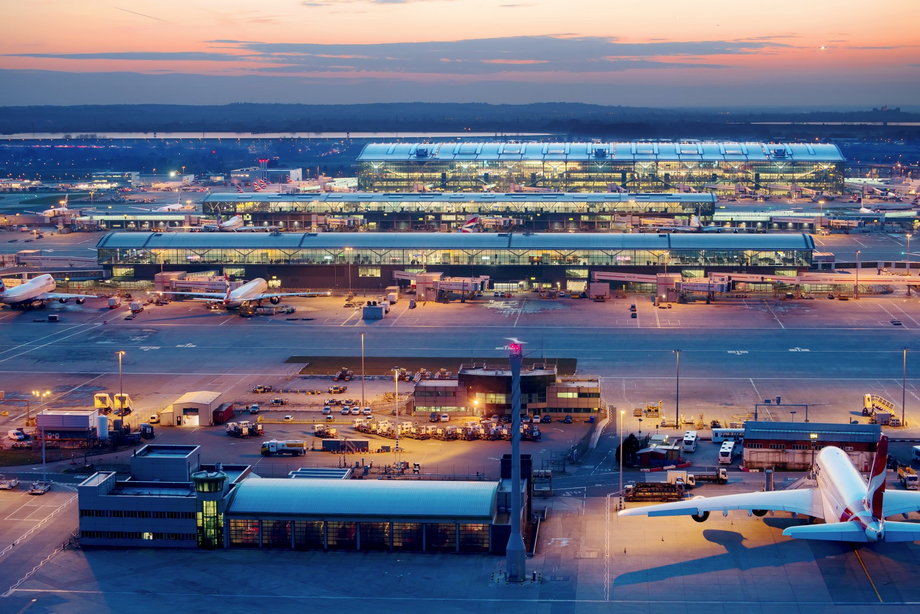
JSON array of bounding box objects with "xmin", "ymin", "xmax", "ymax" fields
[
  {"xmin": 202, "ymin": 215, "xmax": 245, "ymax": 232},
  {"xmin": 157, "ymin": 277, "xmax": 330, "ymax": 311},
  {"xmin": 0, "ymin": 274, "xmax": 98, "ymax": 309},
  {"xmin": 619, "ymin": 434, "xmax": 920, "ymax": 543},
  {"xmin": 42, "ymin": 194, "xmax": 73, "ymax": 217},
  {"xmin": 201, "ymin": 215, "xmax": 279, "ymax": 233}
]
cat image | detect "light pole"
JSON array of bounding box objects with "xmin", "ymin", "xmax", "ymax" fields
[
  {"xmin": 116, "ymin": 350, "xmax": 126, "ymax": 399},
  {"xmin": 903, "ymin": 347, "xmax": 908, "ymax": 428},
  {"xmin": 855, "ymin": 250, "xmax": 861, "ymax": 299},
  {"xmin": 907, "ymin": 234, "xmax": 913, "ymax": 296},
  {"xmin": 360, "ymin": 332, "xmax": 366, "ymax": 409},
  {"xmin": 674, "ymin": 349, "xmax": 681, "ymax": 428},
  {"xmin": 619, "ymin": 409, "xmax": 625, "ymax": 495},
  {"xmin": 809, "ymin": 433, "xmax": 818, "ymax": 476},
  {"xmin": 505, "ymin": 340, "xmax": 526, "ymax": 582},
  {"xmin": 31, "ymin": 390, "xmax": 49, "ymax": 425},
  {"xmin": 393, "ymin": 367, "xmax": 400, "ymax": 462}
]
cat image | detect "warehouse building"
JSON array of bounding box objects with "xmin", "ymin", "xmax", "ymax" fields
[
  {"xmin": 78, "ymin": 444, "xmax": 531, "ymax": 554},
  {"xmin": 96, "ymin": 232, "xmax": 815, "ymax": 291},
  {"xmin": 201, "ymin": 192, "xmax": 717, "ymax": 232},
  {"xmin": 357, "ymin": 142, "xmax": 844, "ymax": 194},
  {"xmin": 742, "ymin": 422, "xmax": 881, "ymax": 471}
]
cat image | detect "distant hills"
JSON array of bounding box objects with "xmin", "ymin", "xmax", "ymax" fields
[{"xmin": 1, "ymin": 103, "xmax": 918, "ymax": 139}]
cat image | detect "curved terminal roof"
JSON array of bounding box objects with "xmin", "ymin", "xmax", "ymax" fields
[
  {"xmin": 203, "ymin": 192, "xmax": 717, "ymax": 205},
  {"xmin": 358, "ymin": 142, "xmax": 844, "ymax": 163},
  {"xmin": 227, "ymin": 478, "xmax": 498, "ymax": 519},
  {"xmin": 96, "ymin": 232, "xmax": 815, "ymax": 251}
]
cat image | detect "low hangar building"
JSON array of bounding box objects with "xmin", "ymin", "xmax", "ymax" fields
[{"xmin": 78, "ymin": 444, "xmax": 529, "ymax": 554}]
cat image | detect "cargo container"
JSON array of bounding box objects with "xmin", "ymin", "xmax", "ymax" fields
[{"xmin": 211, "ymin": 402, "xmax": 235, "ymax": 425}]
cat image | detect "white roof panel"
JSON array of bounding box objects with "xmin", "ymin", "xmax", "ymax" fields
[{"xmin": 228, "ymin": 478, "xmax": 498, "ymax": 519}]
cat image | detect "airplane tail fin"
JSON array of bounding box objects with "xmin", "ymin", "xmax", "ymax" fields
[
  {"xmin": 782, "ymin": 523, "xmax": 869, "ymax": 542},
  {"xmin": 866, "ymin": 434, "xmax": 888, "ymax": 519},
  {"xmin": 460, "ymin": 216, "xmax": 480, "ymax": 233}
]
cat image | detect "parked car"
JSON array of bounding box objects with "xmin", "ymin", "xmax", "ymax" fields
[
  {"xmin": 28, "ymin": 481, "xmax": 51, "ymax": 495},
  {"xmin": 440, "ymin": 413, "xmax": 450, "ymax": 422},
  {"xmin": 283, "ymin": 415, "xmax": 294, "ymax": 422},
  {"xmin": 322, "ymin": 406, "xmax": 332, "ymax": 415},
  {"xmin": 362, "ymin": 407, "xmax": 372, "ymax": 416},
  {"xmin": 562, "ymin": 415, "xmax": 573, "ymax": 424},
  {"xmin": 541, "ymin": 415, "xmax": 552, "ymax": 423},
  {"xmin": 340, "ymin": 406, "xmax": 351, "ymax": 415},
  {"xmin": 270, "ymin": 398, "xmax": 286, "ymax": 406},
  {"xmin": 329, "ymin": 385, "xmax": 347, "ymax": 394},
  {"xmin": 350, "ymin": 407, "xmax": 361, "ymax": 415}
]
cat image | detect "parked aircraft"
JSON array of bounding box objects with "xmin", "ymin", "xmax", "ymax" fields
[
  {"xmin": 0, "ymin": 274, "xmax": 98, "ymax": 309},
  {"xmin": 42, "ymin": 195, "xmax": 72, "ymax": 217},
  {"xmin": 158, "ymin": 277, "xmax": 329, "ymax": 310},
  {"xmin": 619, "ymin": 435, "xmax": 920, "ymax": 543}
]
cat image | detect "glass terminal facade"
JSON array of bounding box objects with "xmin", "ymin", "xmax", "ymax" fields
[
  {"xmin": 96, "ymin": 232, "xmax": 815, "ymax": 289},
  {"xmin": 357, "ymin": 142, "xmax": 845, "ymax": 194},
  {"xmin": 202, "ymin": 192, "xmax": 717, "ymax": 232}
]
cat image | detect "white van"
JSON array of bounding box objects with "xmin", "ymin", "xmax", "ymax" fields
[
  {"xmin": 719, "ymin": 441, "xmax": 736, "ymax": 464},
  {"xmin": 682, "ymin": 431, "xmax": 698, "ymax": 452}
]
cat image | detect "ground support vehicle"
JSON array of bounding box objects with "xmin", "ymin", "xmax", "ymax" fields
[
  {"xmin": 624, "ymin": 481, "xmax": 686, "ymax": 502},
  {"xmin": 0, "ymin": 475, "xmax": 20, "ymax": 489},
  {"xmin": 898, "ymin": 465, "xmax": 919, "ymax": 490},
  {"xmin": 261, "ymin": 440, "xmax": 307, "ymax": 456}
]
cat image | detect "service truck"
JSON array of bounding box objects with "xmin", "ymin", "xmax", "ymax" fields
[
  {"xmin": 261, "ymin": 440, "xmax": 307, "ymax": 456},
  {"xmin": 0, "ymin": 475, "xmax": 20, "ymax": 489},
  {"xmin": 898, "ymin": 465, "xmax": 919, "ymax": 490},
  {"xmin": 624, "ymin": 480, "xmax": 686, "ymax": 502}
]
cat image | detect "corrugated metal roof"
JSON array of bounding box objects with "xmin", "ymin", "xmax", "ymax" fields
[
  {"xmin": 358, "ymin": 142, "xmax": 845, "ymax": 163},
  {"xmin": 744, "ymin": 421, "xmax": 881, "ymax": 443},
  {"xmin": 173, "ymin": 391, "xmax": 221, "ymax": 406},
  {"xmin": 96, "ymin": 232, "xmax": 814, "ymax": 251},
  {"xmin": 227, "ymin": 478, "xmax": 497, "ymax": 519},
  {"xmin": 203, "ymin": 192, "xmax": 716, "ymax": 205}
]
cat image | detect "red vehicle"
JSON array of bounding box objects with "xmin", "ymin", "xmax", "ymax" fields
[{"xmin": 211, "ymin": 403, "xmax": 235, "ymax": 425}]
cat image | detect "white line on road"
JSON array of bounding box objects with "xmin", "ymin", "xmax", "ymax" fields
[
  {"xmin": 0, "ymin": 323, "xmax": 102, "ymax": 364},
  {"xmin": 762, "ymin": 300, "xmax": 785, "ymax": 329}
]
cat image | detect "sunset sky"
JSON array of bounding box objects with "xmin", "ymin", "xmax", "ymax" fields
[{"xmin": 1, "ymin": 0, "xmax": 917, "ymax": 108}]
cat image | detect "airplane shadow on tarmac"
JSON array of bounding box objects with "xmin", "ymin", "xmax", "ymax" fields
[{"xmin": 612, "ymin": 519, "xmax": 843, "ymax": 589}]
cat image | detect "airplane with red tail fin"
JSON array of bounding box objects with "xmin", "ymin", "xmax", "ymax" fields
[{"xmin": 620, "ymin": 435, "xmax": 920, "ymax": 542}]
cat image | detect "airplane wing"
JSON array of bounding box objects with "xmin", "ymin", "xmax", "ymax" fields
[
  {"xmin": 40, "ymin": 292, "xmax": 99, "ymax": 300},
  {"xmin": 255, "ymin": 291, "xmax": 332, "ymax": 300},
  {"xmin": 618, "ymin": 488, "xmax": 824, "ymax": 519},
  {"xmin": 882, "ymin": 491, "xmax": 920, "ymax": 517}
]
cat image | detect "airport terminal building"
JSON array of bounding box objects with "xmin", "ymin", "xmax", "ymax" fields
[
  {"xmin": 201, "ymin": 192, "xmax": 717, "ymax": 233},
  {"xmin": 357, "ymin": 142, "xmax": 844, "ymax": 194},
  {"xmin": 96, "ymin": 232, "xmax": 816, "ymax": 290}
]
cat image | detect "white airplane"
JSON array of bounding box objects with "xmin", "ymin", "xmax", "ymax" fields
[
  {"xmin": 202, "ymin": 215, "xmax": 245, "ymax": 232},
  {"xmin": 201, "ymin": 215, "xmax": 278, "ymax": 233},
  {"xmin": 42, "ymin": 195, "xmax": 72, "ymax": 217},
  {"xmin": 158, "ymin": 277, "xmax": 330, "ymax": 310},
  {"xmin": 0, "ymin": 274, "xmax": 98, "ymax": 309},
  {"xmin": 619, "ymin": 435, "xmax": 920, "ymax": 543}
]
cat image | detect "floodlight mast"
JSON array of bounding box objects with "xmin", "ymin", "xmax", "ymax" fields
[{"xmin": 505, "ymin": 340, "xmax": 526, "ymax": 582}]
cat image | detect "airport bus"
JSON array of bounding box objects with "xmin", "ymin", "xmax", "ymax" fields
[
  {"xmin": 711, "ymin": 427, "xmax": 744, "ymax": 443},
  {"xmin": 719, "ymin": 441, "xmax": 736, "ymax": 464},
  {"xmin": 682, "ymin": 431, "xmax": 698, "ymax": 452}
]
